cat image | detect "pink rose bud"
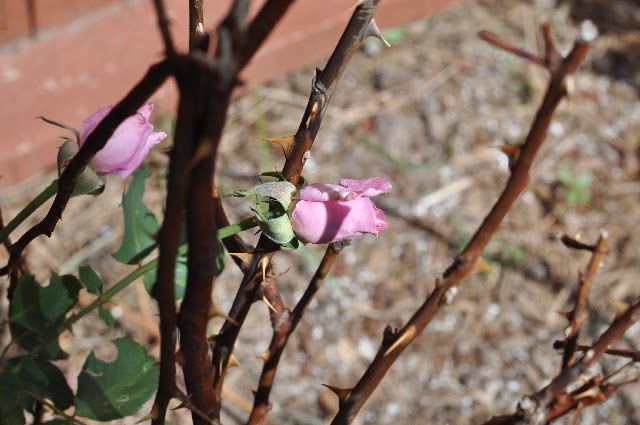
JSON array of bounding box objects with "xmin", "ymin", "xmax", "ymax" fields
[
  {"xmin": 290, "ymin": 177, "xmax": 391, "ymax": 244},
  {"xmin": 79, "ymin": 104, "xmax": 167, "ymax": 178}
]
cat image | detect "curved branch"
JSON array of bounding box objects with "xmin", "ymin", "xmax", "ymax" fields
[{"xmin": 331, "ymin": 24, "xmax": 591, "ymax": 425}]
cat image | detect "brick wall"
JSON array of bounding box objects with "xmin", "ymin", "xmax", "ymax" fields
[
  {"xmin": 0, "ymin": 0, "xmax": 120, "ymax": 45},
  {"xmin": 0, "ymin": 0, "xmax": 460, "ymax": 188}
]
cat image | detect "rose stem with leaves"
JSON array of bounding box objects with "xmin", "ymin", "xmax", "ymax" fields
[{"xmin": 209, "ymin": 0, "xmax": 384, "ymax": 411}]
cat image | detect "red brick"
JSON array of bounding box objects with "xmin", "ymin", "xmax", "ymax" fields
[
  {"xmin": 34, "ymin": 0, "xmax": 119, "ymax": 31},
  {"xmin": 0, "ymin": 0, "xmax": 31, "ymax": 45}
]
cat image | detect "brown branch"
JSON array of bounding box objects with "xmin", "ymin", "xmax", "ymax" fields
[
  {"xmin": 486, "ymin": 298, "xmax": 640, "ymax": 424},
  {"xmin": 189, "ymin": 0, "xmax": 207, "ymax": 52},
  {"xmin": 236, "ymin": 0, "xmax": 297, "ymax": 71},
  {"xmin": 560, "ymin": 232, "xmax": 609, "ymax": 369},
  {"xmin": 553, "ymin": 340, "xmax": 640, "ymax": 362},
  {"xmin": 542, "ymin": 298, "xmax": 640, "ymax": 405},
  {"xmin": 0, "ymin": 60, "xmax": 173, "ymax": 277},
  {"xmin": 282, "ymin": 0, "xmax": 382, "ymax": 184},
  {"xmin": 478, "ymin": 30, "xmax": 546, "ymax": 67},
  {"xmin": 210, "ymin": 0, "xmax": 382, "ymax": 413},
  {"xmin": 152, "ymin": 0, "xmax": 176, "ymax": 55},
  {"xmin": 331, "ymin": 24, "xmax": 591, "ymax": 425},
  {"xmin": 178, "ymin": 0, "xmax": 291, "ymax": 420},
  {"xmin": 0, "ymin": 206, "xmax": 29, "ymax": 298},
  {"xmin": 248, "ymin": 242, "xmax": 346, "ymax": 424},
  {"xmin": 150, "ymin": 70, "xmax": 201, "ymax": 424}
]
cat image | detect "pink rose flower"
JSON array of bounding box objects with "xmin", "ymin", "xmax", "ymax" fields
[
  {"xmin": 290, "ymin": 177, "xmax": 391, "ymax": 244},
  {"xmin": 79, "ymin": 104, "xmax": 167, "ymax": 178}
]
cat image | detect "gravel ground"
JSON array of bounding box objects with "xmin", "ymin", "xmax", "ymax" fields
[{"xmin": 1, "ymin": 0, "xmax": 639, "ymax": 424}]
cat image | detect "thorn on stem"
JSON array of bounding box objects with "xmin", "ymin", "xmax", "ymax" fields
[
  {"xmin": 384, "ymin": 325, "xmax": 416, "ymax": 356},
  {"xmin": 364, "ymin": 19, "xmax": 390, "ymax": 47},
  {"xmin": 258, "ymin": 350, "xmax": 270, "ymax": 362},
  {"xmin": 495, "ymin": 144, "xmax": 522, "ymax": 171},
  {"xmin": 262, "ymin": 135, "xmax": 294, "ymax": 158},
  {"xmin": 209, "ymin": 303, "xmax": 238, "ymax": 326},
  {"xmin": 322, "ymin": 384, "xmax": 352, "ymax": 405},
  {"xmin": 227, "ymin": 353, "xmax": 248, "ymax": 373},
  {"xmin": 136, "ymin": 404, "xmax": 159, "ymax": 423},
  {"xmin": 262, "ymin": 294, "xmax": 277, "ymax": 314}
]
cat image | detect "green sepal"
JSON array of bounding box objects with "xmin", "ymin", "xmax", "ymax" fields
[
  {"xmin": 57, "ymin": 139, "xmax": 106, "ymax": 197},
  {"xmin": 234, "ymin": 180, "xmax": 297, "ymax": 210},
  {"xmin": 256, "ymin": 208, "xmax": 296, "ymax": 244}
]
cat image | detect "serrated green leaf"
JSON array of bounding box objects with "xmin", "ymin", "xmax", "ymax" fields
[
  {"xmin": 98, "ymin": 306, "xmax": 115, "ymax": 327},
  {"xmin": 112, "ymin": 165, "xmax": 159, "ymax": 265},
  {"xmin": 75, "ymin": 338, "xmax": 158, "ymax": 421},
  {"xmin": 0, "ymin": 371, "xmax": 26, "ymax": 425},
  {"xmin": 9, "ymin": 274, "xmax": 81, "ymax": 359},
  {"xmin": 8, "ymin": 356, "xmax": 74, "ymax": 411},
  {"xmin": 79, "ymin": 265, "xmax": 103, "ymax": 294}
]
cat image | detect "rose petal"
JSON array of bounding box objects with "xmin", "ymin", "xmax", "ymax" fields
[
  {"xmin": 79, "ymin": 104, "xmax": 166, "ymax": 178},
  {"xmin": 338, "ymin": 177, "xmax": 392, "ymax": 197},
  {"xmin": 297, "ymin": 183, "xmax": 356, "ymax": 202},
  {"xmin": 79, "ymin": 105, "xmax": 114, "ymax": 143},
  {"xmin": 291, "ymin": 197, "xmax": 385, "ymax": 244}
]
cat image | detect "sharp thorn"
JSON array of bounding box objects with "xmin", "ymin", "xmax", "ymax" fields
[
  {"xmin": 322, "ymin": 384, "xmax": 352, "ymax": 404},
  {"xmin": 364, "ymin": 19, "xmax": 390, "ymax": 47},
  {"xmin": 209, "ymin": 303, "xmax": 238, "ymax": 326},
  {"xmin": 260, "ymin": 257, "xmax": 270, "ymax": 282},
  {"xmin": 258, "ymin": 350, "xmax": 270, "ymax": 362},
  {"xmin": 573, "ymin": 387, "xmax": 600, "ymax": 400},
  {"xmin": 228, "ymin": 252, "xmax": 253, "ymax": 267},
  {"xmin": 262, "ymin": 135, "xmax": 294, "ymax": 157},
  {"xmin": 495, "ymin": 144, "xmax": 522, "ymax": 171},
  {"xmin": 136, "ymin": 404, "xmax": 159, "ymax": 422},
  {"xmin": 262, "ymin": 295, "xmax": 277, "ymax": 314},
  {"xmin": 384, "ymin": 325, "xmax": 416, "ymax": 356},
  {"xmin": 474, "ymin": 257, "xmax": 494, "ymax": 274},
  {"xmin": 227, "ymin": 353, "xmax": 248, "ymax": 374}
]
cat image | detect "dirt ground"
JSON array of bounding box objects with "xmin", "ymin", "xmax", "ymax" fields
[{"xmin": 1, "ymin": 0, "xmax": 639, "ymax": 424}]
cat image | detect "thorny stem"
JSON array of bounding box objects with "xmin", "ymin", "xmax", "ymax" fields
[
  {"xmin": 177, "ymin": 0, "xmax": 296, "ymax": 421},
  {"xmin": 543, "ymin": 298, "xmax": 640, "ymax": 406},
  {"xmin": 485, "ymin": 298, "xmax": 640, "ymax": 424},
  {"xmin": 153, "ymin": 0, "xmax": 176, "ymax": 55},
  {"xmin": 210, "ymin": 0, "xmax": 383, "ymax": 417},
  {"xmin": 560, "ymin": 232, "xmax": 609, "ymax": 370},
  {"xmin": 553, "ymin": 341, "xmax": 640, "ymax": 361},
  {"xmin": 150, "ymin": 63, "xmax": 199, "ymax": 424},
  {"xmin": 248, "ymin": 242, "xmax": 346, "ymax": 424},
  {"xmin": 0, "ymin": 180, "xmax": 57, "ymax": 246},
  {"xmin": 189, "ymin": 0, "xmax": 207, "ymax": 51},
  {"xmin": 331, "ymin": 24, "xmax": 591, "ymax": 425}
]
